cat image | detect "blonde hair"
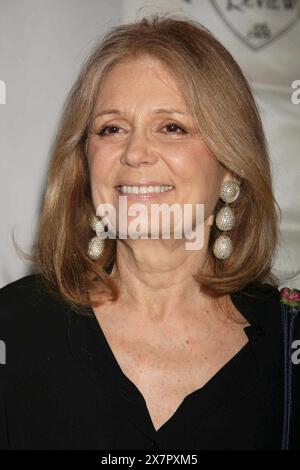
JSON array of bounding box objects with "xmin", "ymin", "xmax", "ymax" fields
[{"xmin": 18, "ymin": 13, "xmax": 288, "ymax": 314}]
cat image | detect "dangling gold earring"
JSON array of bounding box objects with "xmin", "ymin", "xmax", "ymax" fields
[
  {"xmin": 213, "ymin": 180, "xmax": 240, "ymax": 260},
  {"xmin": 87, "ymin": 214, "xmax": 106, "ymax": 260}
]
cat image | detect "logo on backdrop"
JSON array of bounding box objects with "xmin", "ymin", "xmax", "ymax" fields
[{"xmin": 210, "ymin": 0, "xmax": 300, "ymax": 50}]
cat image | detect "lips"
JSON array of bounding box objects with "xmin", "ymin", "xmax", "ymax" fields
[
  {"xmin": 114, "ymin": 183, "xmax": 175, "ymax": 199},
  {"xmin": 114, "ymin": 180, "xmax": 174, "ymax": 187}
]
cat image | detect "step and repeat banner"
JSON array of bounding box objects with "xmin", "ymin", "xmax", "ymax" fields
[{"xmin": 1, "ymin": 0, "xmax": 299, "ymax": 287}]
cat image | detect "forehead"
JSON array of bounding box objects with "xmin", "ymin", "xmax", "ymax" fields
[{"xmin": 95, "ymin": 56, "xmax": 186, "ymax": 108}]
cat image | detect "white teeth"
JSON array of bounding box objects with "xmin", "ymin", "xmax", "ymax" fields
[{"xmin": 118, "ymin": 185, "xmax": 174, "ymax": 194}]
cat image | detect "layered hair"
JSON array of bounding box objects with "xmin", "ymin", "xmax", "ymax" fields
[{"xmin": 19, "ymin": 13, "xmax": 286, "ymax": 313}]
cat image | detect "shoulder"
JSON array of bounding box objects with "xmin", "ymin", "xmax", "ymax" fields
[
  {"xmin": 233, "ymin": 282, "xmax": 300, "ymax": 343},
  {"xmin": 0, "ymin": 273, "xmax": 70, "ymax": 328},
  {"xmin": 0, "ymin": 274, "xmax": 72, "ymax": 375},
  {"xmin": 0, "ymin": 272, "xmax": 60, "ymax": 303},
  {"xmin": 231, "ymin": 282, "xmax": 283, "ymax": 338}
]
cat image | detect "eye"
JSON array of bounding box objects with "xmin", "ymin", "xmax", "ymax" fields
[
  {"xmin": 162, "ymin": 123, "xmax": 187, "ymax": 134},
  {"xmin": 97, "ymin": 125, "xmax": 122, "ymax": 137},
  {"xmin": 96, "ymin": 122, "xmax": 187, "ymax": 137}
]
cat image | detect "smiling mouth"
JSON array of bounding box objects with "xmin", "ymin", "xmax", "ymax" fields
[{"xmin": 115, "ymin": 185, "xmax": 174, "ymax": 195}]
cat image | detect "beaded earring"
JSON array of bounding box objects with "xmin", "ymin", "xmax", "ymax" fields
[
  {"xmin": 213, "ymin": 180, "xmax": 240, "ymax": 260},
  {"xmin": 87, "ymin": 214, "xmax": 106, "ymax": 260}
]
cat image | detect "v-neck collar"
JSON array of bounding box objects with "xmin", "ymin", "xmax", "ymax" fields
[{"xmin": 67, "ymin": 284, "xmax": 280, "ymax": 438}]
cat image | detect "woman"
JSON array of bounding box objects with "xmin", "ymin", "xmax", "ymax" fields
[{"xmin": 0, "ymin": 14, "xmax": 299, "ymax": 450}]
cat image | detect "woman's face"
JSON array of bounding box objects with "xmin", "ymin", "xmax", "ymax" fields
[{"xmin": 87, "ymin": 55, "xmax": 231, "ymax": 239}]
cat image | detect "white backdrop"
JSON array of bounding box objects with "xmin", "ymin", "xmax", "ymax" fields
[
  {"xmin": 0, "ymin": 0, "xmax": 123, "ymax": 285},
  {"xmin": 1, "ymin": 0, "xmax": 299, "ymax": 287}
]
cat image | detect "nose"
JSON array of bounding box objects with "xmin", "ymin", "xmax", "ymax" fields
[{"xmin": 120, "ymin": 127, "xmax": 158, "ymax": 167}]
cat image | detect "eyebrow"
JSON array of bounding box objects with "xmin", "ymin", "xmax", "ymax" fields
[{"xmin": 94, "ymin": 108, "xmax": 187, "ymax": 119}]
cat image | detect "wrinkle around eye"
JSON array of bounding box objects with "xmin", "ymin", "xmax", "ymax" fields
[{"xmin": 95, "ymin": 123, "xmax": 189, "ymax": 138}]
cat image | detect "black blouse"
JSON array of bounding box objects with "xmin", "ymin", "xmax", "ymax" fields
[{"xmin": 0, "ymin": 273, "xmax": 299, "ymax": 450}]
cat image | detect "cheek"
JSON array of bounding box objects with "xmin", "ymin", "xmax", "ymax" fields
[
  {"xmin": 87, "ymin": 142, "xmax": 116, "ymax": 208},
  {"xmin": 87, "ymin": 140, "xmax": 114, "ymax": 182},
  {"xmin": 173, "ymin": 147, "xmax": 219, "ymax": 189},
  {"xmin": 172, "ymin": 148, "xmax": 221, "ymax": 214}
]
